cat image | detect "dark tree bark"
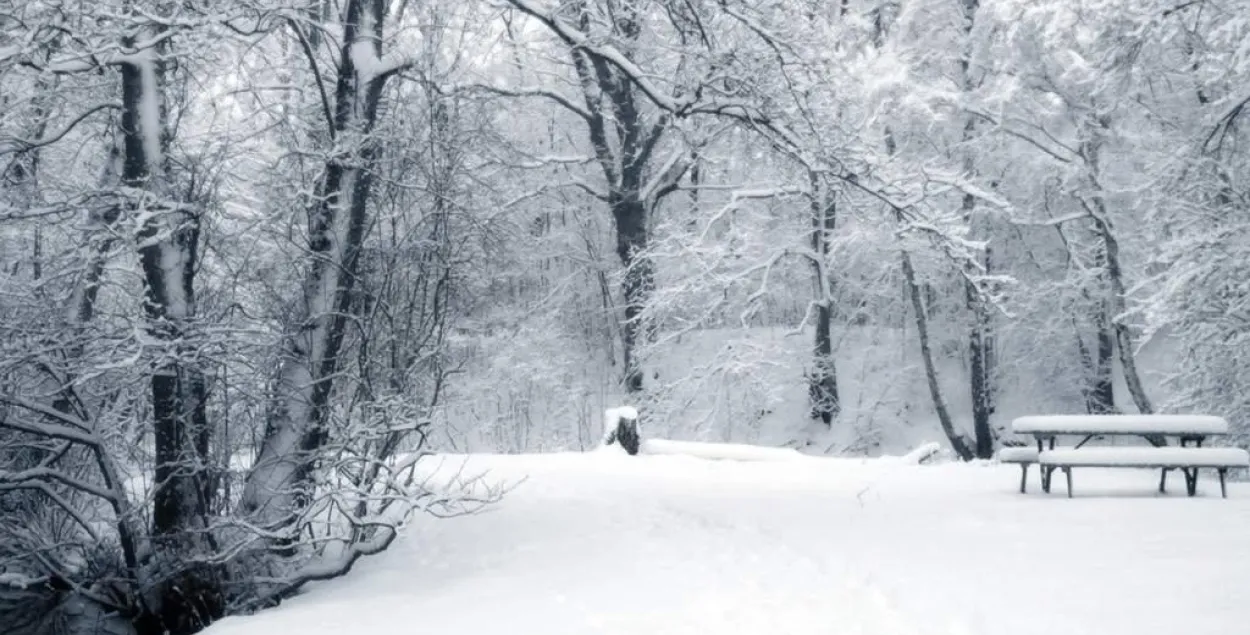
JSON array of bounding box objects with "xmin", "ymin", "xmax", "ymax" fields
[
  {"xmin": 119, "ymin": 40, "xmax": 209, "ymax": 540},
  {"xmin": 613, "ymin": 197, "xmax": 653, "ymax": 393},
  {"xmin": 1089, "ymin": 294, "xmax": 1116, "ymax": 414},
  {"xmin": 561, "ymin": 0, "xmax": 679, "ymax": 394},
  {"xmin": 959, "ymin": 0, "xmax": 994, "ymax": 459},
  {"xmin": 604, "ymin": 412, "xmax": 641, "ymax": 456},
  {"xmin": 117, "ymin": 25, "xmax": 222, "ymax": 635},
  {"xmin": 966, "ymin": 272, "xmax": 994, "ymax": 456},
  {"xmin": 242, "ymin": 0, "xmax": 402, "ymax": 529},
  {"xmin": 1081, "ymin": 116, "xmax": 1153, "ymax": 416},
  {"xmin": 872, "ymin": 5, "xmax": 969, "ymax": 458},
  {"xmin": 808, "ymin": 173, "xmax": 839, "ymax": 425},
  {"xmin": 903, "ymin": 254, "xmax": 974, "ymax": 461}
]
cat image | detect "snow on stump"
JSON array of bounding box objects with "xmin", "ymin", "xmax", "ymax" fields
[{"xmin": 602, "ymin": 406, "xmax": 642, "ymax": 456}]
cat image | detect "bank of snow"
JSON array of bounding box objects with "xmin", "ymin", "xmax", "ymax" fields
[{"xmin": 208, "ymin": 449, "xmax": 1250, "ymax": 635}]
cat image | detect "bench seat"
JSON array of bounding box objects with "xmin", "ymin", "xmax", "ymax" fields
[
  {"xmin": 1038, "ymin": 447, "xmax": 1249, "ymax": 498},
  {"xmin": 1039, "ymin": 447, "xmax": 1249, "ymax": 468},
  {"xmin": 998, "ymin": 447, "xmax": 1039, "ymax": 463}
]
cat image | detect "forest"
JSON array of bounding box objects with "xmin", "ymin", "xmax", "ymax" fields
[{"xmin": 1, "ymin": 0, "xmax": 1248, "ymax": 633}]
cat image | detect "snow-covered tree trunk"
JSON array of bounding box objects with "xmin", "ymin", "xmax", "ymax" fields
[
  {"xmin": 869, "ymin": 2, "xmax": 971, "ymax": 459},
  {"xmin": 504, "ymin": 0, "xmax": 680, "ymax": 395},
  {"xmin": 117, "ymin": 28, "xmax": 223, "ymax": 635},
  {"xmin": 1087, "ymin": 265, "xmax": 1116, "ymax": 414},
  {"xmin": 119, "ymin": 34, "xmax": 210, "ymax": 541},
  {"xmin": 614, "ymin": 196, "xmax": 653, "ymax": 394},
  {"xmin": 958, "ymin": 0, "xmax": 994, "ymax": 459},
  {"xmin": 1081, "ymin": 117, "xmax": 1154, "ymax": 417},
  {"xmin": 241, "ymin": 0, "xmax": 400, "ymax": 529},
  {"xmin": 902, "ymin": 253, "xmax": 974, "ymax": 461},
  {"xmin": 807, "ymin": 172, "xmax": 839, "ymax": 425}
]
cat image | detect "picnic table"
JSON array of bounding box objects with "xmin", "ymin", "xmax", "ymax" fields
[{"xmin": 998, "ymin": 414, "xmax": 1249, "ymax": 497}]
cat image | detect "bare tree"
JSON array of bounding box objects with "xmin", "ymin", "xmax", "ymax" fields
[{"xmin": 241, "ymin": 0, "xmax": 415, "ymax": 530}]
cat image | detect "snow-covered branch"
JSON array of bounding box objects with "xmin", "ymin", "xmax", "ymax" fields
[{"xmin": 459, "ymin": 83, "xmax": 593, "ymax": 122}]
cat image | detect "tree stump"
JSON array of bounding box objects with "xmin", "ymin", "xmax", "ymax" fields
[{"xmin": 603, "ymin": 406, "xmax": 641, "ymax": 455}]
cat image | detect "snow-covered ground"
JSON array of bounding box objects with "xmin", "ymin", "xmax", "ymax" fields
[{"xmin": 208, "ymin": 448, "xmax": 1250, "ymax": 635}]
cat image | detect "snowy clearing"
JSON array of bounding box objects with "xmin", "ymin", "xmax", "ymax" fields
[{"xmin": 208, "ymin": 449, "xmax": 1250, "ymax": 635}]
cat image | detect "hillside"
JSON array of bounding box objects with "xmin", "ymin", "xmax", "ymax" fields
[{"xmin": 440, "ymin": 324, "xmax": 1182, "ymax": 458}]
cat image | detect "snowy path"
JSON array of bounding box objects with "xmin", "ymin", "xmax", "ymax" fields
[{"xmin": 209, "ymin": 451, "xmax": 1250, "ymax": 635}]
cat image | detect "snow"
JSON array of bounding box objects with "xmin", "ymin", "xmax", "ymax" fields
[
  {"xmin": 1012, "ymin": 414, "xmax": 1229, "ymax": 436},
  {"xmin": 0, "ymin": 572, "xmax": 35, "ymax": 590},
  {"xmin": 1039, "ymin": 447, "xmax": 1250, "ymax": 468},
  {"xmin": 641, "ymin": 438, "xmax": 807, "ymax": 462},
  {"xmin": 349, "ymin": 40, "xmax": 383, "ymax": 84},
  {"xmin": 206, "ymin": 449, "xmax": 1250, "ymax": 635},
  {"xmin": 132, "ymin": 48, "xmax": 165, "ymax": 173},
  {"xmin": 997, "ymin": 446, "xmax": 1039, "ymax": 462},
  {"xmin": 607, "ymin": 405, "xmax": 639, "ymax": 422}
]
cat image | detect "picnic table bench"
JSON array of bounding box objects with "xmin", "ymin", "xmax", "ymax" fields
[{"xmin": 997, "ymin": 415, "xmax": 1249, "ymax": 497}]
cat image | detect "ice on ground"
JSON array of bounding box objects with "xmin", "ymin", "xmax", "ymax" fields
[
  {"xmin": 1012, "ymin": 414, "xmax": 1228, "ymax": 435},
  {"xmin": 208, "ymin": 449, "xmax": 1250, "ymax": 635}
]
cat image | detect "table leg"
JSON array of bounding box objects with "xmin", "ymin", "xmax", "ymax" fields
[
  {"xmin": 1019, "ymin": 464, "xmax": 1028, "ymax": 494},
  {"xmin": 1064, "ymin": 467, "xmax": 1073, "ymax": 498},
  {"xmin": 1159, "ymin": 468, "xmax": 1168, "ymax": 494},
  {"xmin": 1184, "ymin": 468, "xmax": 1199, "ymax": 497},
  {"xmin": 1219, "ymin": 468, "xmax": 1228, "ymax": 498}
]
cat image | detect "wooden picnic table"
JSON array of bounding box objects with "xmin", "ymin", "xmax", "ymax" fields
[
  {"xmin": 1012, "ymin": 414, "xmax": 1228, "ymax": 450},
  {"xmin": 1005, "ymin": 414, "xmax": 1247, "ymax": 497}
]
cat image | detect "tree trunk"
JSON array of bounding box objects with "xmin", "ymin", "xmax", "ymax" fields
[
  {"xmin": 1095, "ymin": 215, "xmax": 1153, "ymax": 415},
  {"xmin": 120, "ymin": 37, "xmax": 209, "ymax": 540},
  {"xmin": 613, "ymin": 196, "xmax": 652, "ymax": 393},
  {"xmin": 958, "ymin": 0, "xmax": 994, "ymax": 459},
  {"xmin": 118, "ymin": 29, "xmax": 222, "ymax": 635},
  {"xmin": 1082, "ymin": 117, "xmax": 1153, "ymax": 416},
  {"xmin": 872, "ymin": 7, "xmax": 970, "ymax": 458},
  {"xmin": 1089, "ymin": 297, "xmax": 1116, "ymax": 414},
  {"xmin": 966, "ymin": 275, "xmax": 993, "ymax": 457},
  {"xmin": 567, "ymin": 0, "xmax": 669, "ymax": 394},
  {"xmin": 808, "ymin": 173, "xmax": 839, "ymax": 425},
  {"xmin": 241, "ymin": 0, "xmax": 393, "ymax": 528},
  {"xmin": 903, "ymin": 254, "xmax": 974, "ymax": 461}
]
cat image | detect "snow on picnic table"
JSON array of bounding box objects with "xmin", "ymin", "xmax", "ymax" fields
[
  {"xmin": 208, "ymin": 448, "xmax": 1250, "ymax": 635},
  {"xmin": 1012, "ymin": 414, "xmax": 1229, "ymax": 435},
  {"xmin": 1040, "ymin": 447, "xmax": 1250, "ymax": 467}
]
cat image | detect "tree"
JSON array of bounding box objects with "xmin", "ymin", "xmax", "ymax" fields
[
  {"xmin": 499, "ymin": 0, "xmax": 702, "ymax": 394},
  {"xmin": 241, "ymin": 0, "xmax": 416, "ymax": 531}
]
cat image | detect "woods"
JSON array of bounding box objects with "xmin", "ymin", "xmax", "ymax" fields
[{"xmin": 3, "ymin": 0, "xmax": 1250, "ymax": 632}]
